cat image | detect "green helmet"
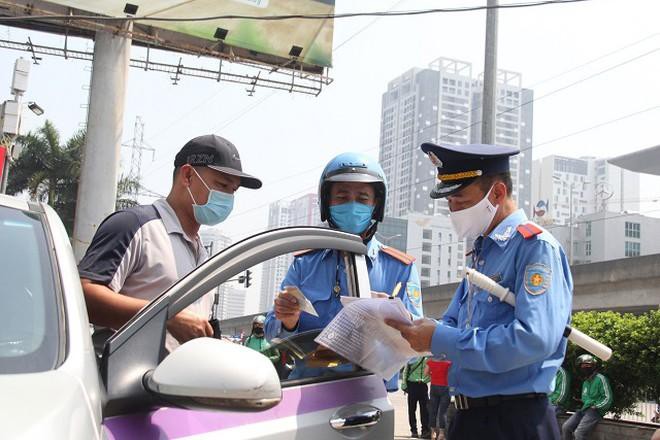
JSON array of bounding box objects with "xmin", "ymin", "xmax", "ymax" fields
[{"xmin": 252, "ymin": 315, "xmax": 266, "ymax": 325}]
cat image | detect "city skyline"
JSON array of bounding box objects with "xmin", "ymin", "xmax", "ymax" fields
[
  {"xmin": 1, "ymin": 0, "xmax": 659, "ymax": 248},
  {"xmin": 378, "ymin": 57, "xmax": 534, "ymax": 220}
]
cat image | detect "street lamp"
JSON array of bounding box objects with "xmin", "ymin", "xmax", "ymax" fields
[{"xmin": 27, "ymin": 101, "xmax": 44, "ymax": 116}]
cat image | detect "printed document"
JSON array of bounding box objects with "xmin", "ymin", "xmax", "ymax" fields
[{"xmin": 315, "ymin": 297, "xmax": 425, "ymax": 380}]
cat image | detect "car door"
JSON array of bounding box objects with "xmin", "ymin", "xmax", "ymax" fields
[{"xmin": 101, "ymin": 226, "xmax": 394, "ymax": 439}]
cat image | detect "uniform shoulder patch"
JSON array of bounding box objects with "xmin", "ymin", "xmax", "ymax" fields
[
  {"xmin": 517, "ymin": 222, "xmax": 543, "ymax": 239},
  {"xmin": 380, "ymin": 246, "xmax": 415, "ymax": 265},
  {"xmin": 406, "ymin": 282, "xmax": 422, "ymax": 308},
  {"xmin": 524, "ymin": 263, "xmax": 551, "ymax": 295}
]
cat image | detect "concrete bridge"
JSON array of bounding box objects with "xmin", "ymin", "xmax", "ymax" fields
[
  {"xmin": 423, "ymin": 253, "xmax": 660, "ymax": 318},
  {"xmin": 220, "ymin": 254, "xmax": 660, "ymax": 337}
]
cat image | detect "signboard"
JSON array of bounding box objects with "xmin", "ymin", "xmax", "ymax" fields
[{"xmin": 2, "ymin": 0, "xmax": 336, "ymax": 72}]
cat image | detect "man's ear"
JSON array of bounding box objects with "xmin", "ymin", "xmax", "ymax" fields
[
  {"xmin": 491, "ymin": 180, "xmax": 507, "ymax": 204},
  {"xmin": 178, "ymin": 164, "xmax": 194, "ymax": 187}
]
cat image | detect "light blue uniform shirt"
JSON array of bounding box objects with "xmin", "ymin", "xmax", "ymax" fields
[
  {"xmin": 431, "ymin": 209, "xmax": 573, "ymax": 398},
  {"xmin": 265, "ymin": 237, "xmax": 423, "ymax": 389}
]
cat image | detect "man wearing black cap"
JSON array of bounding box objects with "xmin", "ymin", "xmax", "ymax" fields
[
  {"xmin": 387, "ymin": 143, "xmax": 573, "ymax": 440},
  {"xmin": 79, "ymin": 135, "xmax": 261, "ymax": 351}
]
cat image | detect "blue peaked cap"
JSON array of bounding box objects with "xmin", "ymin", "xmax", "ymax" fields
[{"xmin": 420, "ymin": 142, "xmax": 519, "ymax": 199}]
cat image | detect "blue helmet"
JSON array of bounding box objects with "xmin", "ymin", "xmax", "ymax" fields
[{"xmin": 318, "ymin": 152, "xmax": 387, "ymax": 225}]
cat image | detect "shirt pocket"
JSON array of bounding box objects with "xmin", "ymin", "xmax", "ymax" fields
[{"xmin": 473, "ymin": 290, "xmax": 515, "ymax": 327}]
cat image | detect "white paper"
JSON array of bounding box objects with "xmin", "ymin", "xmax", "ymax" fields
[
  {"xmin": 282, "ymin": 286, "xmax": 318, "ymax": 317},
  {"xmin": 315, "ymin": 297, "xmax": 424, "ymax": 380}
]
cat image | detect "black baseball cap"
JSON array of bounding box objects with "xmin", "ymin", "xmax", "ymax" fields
[{"xmin": 174, "ymin": 135, "xmax": 262, "ymax": 189}]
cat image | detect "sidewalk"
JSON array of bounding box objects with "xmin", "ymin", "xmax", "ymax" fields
[{"xmin": 390, "ymin": 388, "xmax": 416, "ymax": 439}]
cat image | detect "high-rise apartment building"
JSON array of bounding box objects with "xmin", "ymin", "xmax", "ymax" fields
[{"xmin": 379, "ymin": 57, "xmax": 533, "ymax": 218}]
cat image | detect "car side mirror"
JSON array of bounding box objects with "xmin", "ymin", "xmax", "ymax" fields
[{"xmin": 144, "ymin": 337, "xmax": 281, "ymax": 411}]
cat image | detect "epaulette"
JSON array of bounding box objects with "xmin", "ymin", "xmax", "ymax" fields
[
  {"xmin": 293, "ymin": 249, "xmax": 315, "ymax": 257},
  {"xmin": 380, "ymin": 246, "xmax": 415, "ymax": 265},
  {"xmin": 517, "ymin": 222, "xmax": 543, "ymax": 239}
]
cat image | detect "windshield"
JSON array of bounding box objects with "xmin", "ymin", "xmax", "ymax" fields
[{"xmin": 0, "ymin": 205, "xmax": 62, "ymax": 374}]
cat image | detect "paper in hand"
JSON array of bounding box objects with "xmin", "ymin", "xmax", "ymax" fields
[
  {"xmin": 282, "ymin": 285, "xmax": 318, "ymax": 317},
  {"xmin": 315, "ymin": 297, "xmax": 422, "ymax": 380}
]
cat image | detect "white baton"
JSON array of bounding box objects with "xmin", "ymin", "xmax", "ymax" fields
[{"xmin": 464, "ymin": 268, "xmax": 612, "ymax": 361}]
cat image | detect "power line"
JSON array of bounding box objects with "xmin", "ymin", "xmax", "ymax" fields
[{"xmin": 0, "ymin": 1, "xmax": 593, "ymax": 24}]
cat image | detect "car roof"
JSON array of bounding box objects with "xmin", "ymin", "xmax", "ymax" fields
[{"xmin": 0, "ymin": 194, "xmax": 33, "ymax": 211}]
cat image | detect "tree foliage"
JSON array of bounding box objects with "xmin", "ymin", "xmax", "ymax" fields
[
  {"xmin": 563, "ymin": 310, "xmax": 659, "ymax": 417},
  {"xmin": 7, "ymin": 120, "xmax": 140, "ymax": 234}
]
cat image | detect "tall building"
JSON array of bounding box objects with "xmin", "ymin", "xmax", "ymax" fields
[
  {"xmin": 259, "ymin": 194, "xmax": 322, "ymax": 312},
  {"xmin": 220, "ymin": 286, "xmax": 247, "ymax": 319},
  {"xmin": 199, "ymin": 227, "xmax": 232, "ymax": 255},
  {"xmin": 199, "ymin": 227, "xmax": 233, "ymax": 320},
  {"xmin": 531, "ymin": 155, "xmax": 641, "ymax": 226},
  {"xmin": 379, "ymin": 57, "xmax": 533, "ymax": 218},
  {"xmin": 404, "ymin": 213, "xmax": 466, "ymax": 287},
  {"xmin": 550, "ymin": 211, "xmax": 660, "ymax": 264},
  {"xmin": 471, "ymin": 70, "xmax": 534, "ymax": 215}
]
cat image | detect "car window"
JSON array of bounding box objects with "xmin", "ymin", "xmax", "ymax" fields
[
  {"xmin": 0, "ymin": 205, "xmax": 62, "ymax": 373},
  {"xmin": 214, "ymin": 257, "xmax": 367, "ymax": 387}
]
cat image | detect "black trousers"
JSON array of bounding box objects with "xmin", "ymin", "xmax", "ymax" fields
[
  {"xmin": 407, "ymin": 381, "xmax": 430, "ymax": 433},
  {"xmin": 448, "ymin": 395, "xmax": 560, "ymax": 440}
]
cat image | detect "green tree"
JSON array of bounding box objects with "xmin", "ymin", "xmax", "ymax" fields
[
  {"xmin": 564, "ymin": 310, "xmax": 660, "ymax": 417},
  {"xmin": 7, "ymin": 120, "xmax": 141, "ymax": 234}
]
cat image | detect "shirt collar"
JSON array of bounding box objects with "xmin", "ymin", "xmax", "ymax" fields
[
  {"xmin": 486, "ymin": 208, "xmax": 528, "ymax": 248},
  {"xmin": 366, "ymin": 237, "xmax": 381, "ymax": 261},
  {"xmin": 153, "ymin": 198, "xmax": 198, "ymax": 244}
]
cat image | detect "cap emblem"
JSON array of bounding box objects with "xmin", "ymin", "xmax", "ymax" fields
[{"xmin": 427, "ymin": 152, "xmax": 443, "ymax": 168}]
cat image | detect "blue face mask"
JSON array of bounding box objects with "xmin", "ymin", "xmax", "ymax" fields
[
  {"xmin": 329, "ymin": 202, "xmax": 375, "ymax": 234},
  {"xmin": 188, "ymin": 169, "xmax": 234, "ymax": 226}
]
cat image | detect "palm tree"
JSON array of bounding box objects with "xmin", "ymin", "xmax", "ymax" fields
[
  {"xmin": 7, "ymin": 120, "xmax": 142, "ymax": 235},
  {"xmin": 7, "ymin": 121, "xmax": 82, "ymax": 233}
]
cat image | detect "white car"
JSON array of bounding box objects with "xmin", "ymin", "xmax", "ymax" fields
[{"xmin": 0, "ymin": 194, "xmax": 394, "ymax": 439}]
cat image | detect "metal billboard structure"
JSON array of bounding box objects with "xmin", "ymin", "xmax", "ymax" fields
[
  {"xmin": 0, "ymin": 0, "xmax": 336, "ymax": 259},
  {"xmin": 0, "ymin": 0, "xmax": 335, "ymax": 94}
]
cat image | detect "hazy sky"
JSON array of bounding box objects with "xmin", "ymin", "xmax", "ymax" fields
[{"xmin": 1, "ymin": 0, "xmax": 659, "ymax": 311}]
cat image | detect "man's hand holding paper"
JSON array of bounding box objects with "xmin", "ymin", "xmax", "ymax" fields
[
  {"xmin": 315, "ymin": 296, "xmax": 428, "ymax": 380},
  {"xmin": 273, "ymin": 286, "xmax": 319, "ymax": 331}
]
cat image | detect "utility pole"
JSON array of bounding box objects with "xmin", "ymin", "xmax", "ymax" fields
[
  {"xmin": 72, "ymin": 26, "xmax": 132, "ymax": 260},
  {"xmin": 481, "ymin": 0, "xmax": 499, "ymax": 144}
]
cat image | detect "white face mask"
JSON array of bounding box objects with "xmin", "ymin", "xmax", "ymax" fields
[{"xmin": 449, "ymin": 186, "xmax": 499, "ymax": 241}]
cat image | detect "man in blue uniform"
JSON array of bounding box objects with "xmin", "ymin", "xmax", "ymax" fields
[
  {"xmin": 265, "ymin": 152, "xmax": 423, "ymax": 390},
  {"xmin": 387, "ymin": 143, "xmax": 573, "ymax": 440}
]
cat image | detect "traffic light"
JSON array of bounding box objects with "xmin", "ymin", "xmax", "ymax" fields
[{"xmin": 238, "ymin": 269, "xmax": 252, "ymax": 288}]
